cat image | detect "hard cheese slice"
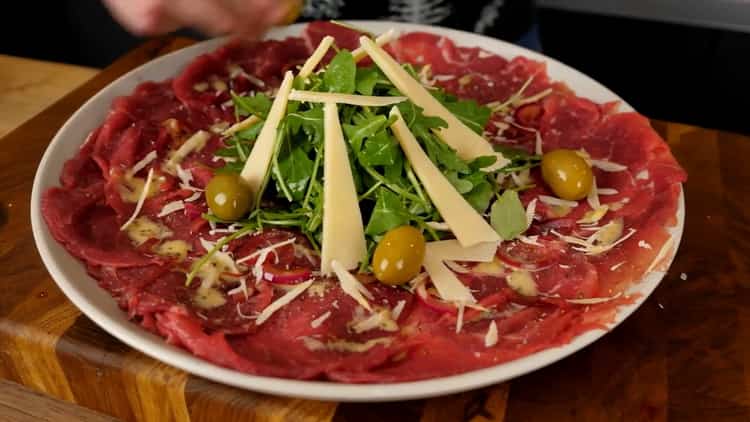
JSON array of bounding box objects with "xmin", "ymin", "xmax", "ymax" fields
[
  {"xmin": 351, "ymin": 29, "xmax": 397, "ymax": 62},
  {"xmin": 389, "ymin": 107, "xmax": 500, "ymax": 247},
  {"xmin": 320, "ymin": 102, "xmax": 367, "ymax": 274},
  {"xmin": 422, "ymin": 239, "xmax": 499, "ymax": 304},
  {"xmin": 359, "ymin": 36, "xmax": 508, "ymax": 171},
  {"xmin": 298, "ymin": 35, "xmax": 334, "ymax": 79},
  {"xmin": 289, "ymin": 90, "xmax": 407, "ymax": 107},
  {"xmin": 239, "ymin": 71, "xmax": 294, "ymax": 195}
]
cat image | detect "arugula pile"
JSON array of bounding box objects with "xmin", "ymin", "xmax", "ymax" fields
[{"xmin": 211, "ymin": 49, "xmax": 541, "ymax": 270}]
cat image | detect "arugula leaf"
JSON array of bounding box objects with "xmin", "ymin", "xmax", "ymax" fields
[
  {"xmin": 343, "ymin": 114, "xmax": 390, "ymax": 154},
  {"xmin": 365, "ymin": 187, "xmax": 410, "ymax": 236},
  {"xmin": 231, "ymin": 92, "xmax": 272, "ymax": 118},
  {"xmin": 440, "ymin": 98, "xmax": 491, "ymax": 135},
  {"xmin": 287, "ymin": 107, "xmax": 324, "ymax": 145},
  {"xmin": 324, "ymin": 50, "xmax": 356, "ymax": 94},
  {"xmin": 490, "ymin": 190, "xmax": 527, "ymax": 240},
  {"xmin": 276, "ymin": 145, "xmax": 314, "ymax": 201},
  {"xmin": 445, "ymin": 171, "xmax": 474, "ymax": 194},
  {"xmin": 465, "ymin": 181, "xmax": 494, "ymax": 213},
  {"xmin": 361, "ymin": 130, "xmax": 400, "ymax": 166},
  {"xmin": 355, "ymin": 66, "xmax": 381, "ymax": 96}
]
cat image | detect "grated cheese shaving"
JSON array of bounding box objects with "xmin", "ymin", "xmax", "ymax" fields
[
  {"xmin": 310, "ymin": 310, "xmax": 332, "ymax": 328},
  {"xmin": 157, "ymin": 200, "xmax": 185, "ymax": 217},
  {"xmin": 587, "ymin": 176, "xmax": 601, "ymax": 209},
  {"xmin": 227, "ymin": 277, "xmax": 250, "ymax": 299},
  {"xmin": 164, "ymin": 130, "xmax": 211, "ymax": 171},
  {"xmin": 598, "ymin": 188, "xmax": 619, "ymax": 195},
  {"xmin": 391, "ymin": 300, "xmax": 407, "ymax": 320},
  {"xmin": 638, "ymin": 240, "xmax": 652, "ymax": 249},
  {"xmin": 519, "ymin": 235, "xmax": 543, "ymax": 247},
  {"xmin": 538, "ymin": 195, "xmax": 578, "ymax": 208},
  {"xmin": 636, "ymin": 169, "xmax": 650, "ymax": 180},
  {"xmin": 577, "ymin": 205, "xmax": 609, "ymax": 224},
  {"xmin": 610, "ymin": 261, "xmax": 626, "ymax": 271},
  {"xmin": 129, "ymin": 151, "xmax": 158, "ymax": 176},
  {"xmin": 646, "ymin": 236, "xmax": 675, "ymax": 273},
  {"xmin": 235, "ymin": 302, "xmax": 256, "ymax": 320},
  {"xmin": 591, "ymin": 159, "xmax": 627, "ymax": 172},
  {"xmin": 184, "ymin": 191, "xmax": 202, "ymax": 202},
  {"xmin": 484, "ymin": 321, "xmax": 498, "ymax": 347},
  {"xmin": 120, "ymin": 168, "xmax": 154, "ymax": 231},
  {"xmin": 255, "ymin": 279, "xmax": 315, "ymax": 325},
  {"xmin": 301, "ymin": 336, "xmax": 392, "ymax": 353},
  {"xmin": 350, "ymin": 308, "xmax": 398, "ymax": 333},
  {"xmin": 222, "ymin": 115, "xmax": 261, "ymax": 137},
  {"xmin": 455, "ymin": 303, "xmax": 466, "ymax": 333},
  {"xmin": 566, "ymin": 293, "xmax": 622, "ymax": 305},
  {"xmin": 237, "ymin": 238, "xmax": 296, "ymax": 264},
  {"xmin": 525, "ymin": 198, "xmax": 538, "ymax": 228},
  {"xmin": 331, "ymin": 260, "xmax": 373, "ymax": 312}
]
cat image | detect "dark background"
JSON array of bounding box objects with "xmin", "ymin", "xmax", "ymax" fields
[{"xmin": 2, "ymin": 1, "xmax": 749, "ymax": 135}]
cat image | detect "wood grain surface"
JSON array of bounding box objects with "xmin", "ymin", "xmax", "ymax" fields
[{"xmin": 0, "ymin": 36, "xmax": 743, "ymax": 422}]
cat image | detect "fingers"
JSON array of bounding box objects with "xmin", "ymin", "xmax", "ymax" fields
[{"xmin": 102, "ymin": 0, "xmax": 297, "ymax": 38}]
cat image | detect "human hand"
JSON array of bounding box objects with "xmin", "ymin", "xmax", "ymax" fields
[{"xmin": 102, "ymin": 0, "xmax": 302, "ymax": 39}]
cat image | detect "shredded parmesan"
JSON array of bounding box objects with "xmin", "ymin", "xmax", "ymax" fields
[
  {"xmin": 519, "ymin": 235, "xmax": 543, "ymax": 247},
  {"xmin": 610, "ymin": 261, "xmax": 626, "ymax": 271},
  {"xmin": 350, "ymin": 308, "xmax": 398, "ymax": 333},
  {"xmin": 455, "ymin": 303, "xmax": 466, "ymax": 333},
  {"xmin": 391, "ymin": 300, "xmax": 407, "ymax": 320},
  {"xmin": 301, "ymin": 336, "xmax": 392, "ymax": 353},
  {"xmin": 591, "ymin": 159, "xmax": 627, "ymax": 172},
  {"xmin": 185, "ymin": 191, "xmax": 202, "ymax": 202},
  {"xmin": 484, "ymin": 321, "xmax": 498, "ymax": 347},
  {"xmin": 534, "ymin": 131, "xmax": 543, "ymax": 156},
  {"xmin": 646, "ymin": 236, "xmax": 675, "ymax": 273},
  {"xmin": 255, "ymin": 279, "xmax": 315, "ymax": 325},
  {"xmin": 538, "ymin": 195, "xmax": 578, "ymax": 208},
  {"xmin": 636, "ymin": 170, "xmax": 650, "ymax": 180},
  {"xmin": 310, "ymin": 310, "xmax": 332, "ymax": 328},
  {"xmin": 129, "ymin": 151, "xmax": 158, "ymax": 176},
  {"xmin": 566, "ymin": 293, "xmax": 622, "ymax": 305},
  {"xmin": 157, "ymin": 200, "xmax": 185, "ymax": 217},
  {"xmin": 237, "ymin": 238, "xmax": 296, "ymax": 264},
  {"xmin": 289, "ymin": 90, "xmax": 407, "ymax": 107},
  {"xmin": 120, "ymin": 168, "xmax": 154, "ymax": 230},
  {"xmin": 598, "ymin": 188, "xmax": 619, "ymax": 195},
  {"xmin": 235, "ymin": 302, "xmax": 256, "ymax": 319},
  {"xmin": 525, "ymin": 198, "xmax": 537, "ymax": 228},
  {"xmin": 164, "ymin": 130, "xmax": 211, "ymax": 171},
  {"xmin": 638, "ymin": 240, "xmax": 652, "ymax": 249},
  {"xmin": 587, "ymin": 176, "xmax": 601, "ymax": 209},
  {"xmin": 222, "ymin": 115, "xmax": 261, "ymax": 137},
  {"xmin": 331, "ymin": 260, "xmax": 373, "ymax": 312}
]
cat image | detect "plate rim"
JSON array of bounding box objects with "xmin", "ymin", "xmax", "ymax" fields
[{"xmin": 30, "ymin": 20, "xmax": 685, "ymax": 402}]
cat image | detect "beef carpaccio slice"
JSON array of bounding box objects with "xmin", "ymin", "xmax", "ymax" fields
[{"xmin": 41, "ymin": 21, "xmax": 686, "ymax": 382}]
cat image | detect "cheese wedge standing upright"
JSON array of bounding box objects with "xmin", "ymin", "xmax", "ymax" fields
[
  {"xmin": 320, "ymin": 102, "xmax": 367, "ymax": 275},
  {"xmin": 389, "ymin": 107, "xmax": 501, "ymax": 247},
  {"xmin": 359, "ymin": 36, "xmax": 509, "ymax": 171},
  {"xmin": 239, "ymin": 71, "xmax": 294, "ymax": 196}
]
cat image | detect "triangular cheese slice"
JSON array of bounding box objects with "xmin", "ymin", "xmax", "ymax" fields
[
  {"xmin": 359, "ymin": 36, "xmax": 508, "ymax": 171},
  {"xmin": 389, "ymin": 108, "xmax": 501, "ymax": 247},
  {"xmin": 320, "ymin": 102, "xmax": 367, "ymax": 274},
  {"xmin": 239, "ymin": 71, "xmax": 294, "ymax": 195}
]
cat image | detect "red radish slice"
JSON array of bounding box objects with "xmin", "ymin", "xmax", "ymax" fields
[{"xmin": 261, "ymin": 266, "xmax": 313, "ymax": 284}]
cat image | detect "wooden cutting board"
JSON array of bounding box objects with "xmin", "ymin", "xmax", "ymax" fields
[{"xmin": 0, "ymin": 36, "xmax": 747, "ymax": 422}]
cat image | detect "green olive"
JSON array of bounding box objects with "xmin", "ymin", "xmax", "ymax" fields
[
  {"xmin": 205, "ymin": 173, "xmax": 252, "ymax": 221},
  {"xmin": 541, "ymin": 149, "xmax": 594, "ymax": 200},
  {"xmin": 372, "ymin": 225, "xmax": 426, "ymax": 285}
]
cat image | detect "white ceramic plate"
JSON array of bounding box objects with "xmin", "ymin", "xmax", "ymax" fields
[{"xmin": 30, "ymin": 21, "xmax": 684, "ymax": 402}]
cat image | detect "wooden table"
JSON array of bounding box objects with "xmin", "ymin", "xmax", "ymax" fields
[{"xmin": 0, "ymin": 37, "xmax": 745, "ymax": 422}]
